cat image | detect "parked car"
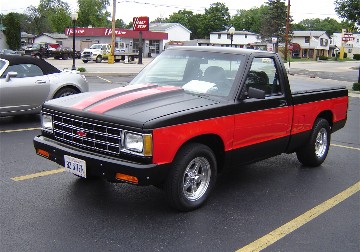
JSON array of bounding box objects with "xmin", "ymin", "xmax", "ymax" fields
[{"xmin": 0, "ymin": 54, "xmax": 89, "ymax": 117}]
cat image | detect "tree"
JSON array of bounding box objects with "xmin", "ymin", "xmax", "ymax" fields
[
  {"xmin": 77, "ymin": 0, "xmax": 111, "ymax": 27},
  {"xmin": 334, "ymin": 0, "xmax": 360, "ymax": 26},
  {"xmin": 115, "ymin": 19, "xmax": 126, "ymax": 28},
  {"xmin": 167, "ymin": 10, "xmax": 205, "ymax": 39},
  {"xmin": 293, "ymin": 18, "xmax": 343, "ymax": 35},
  {"xmin": 231, "ymin": 6, "xmax": 268, "ymax": 34},
  {"xmin": 260, "ymin": 0, "xmax": 287, "ymax": 52},
  {"xmin": 203, "ymin": 2, "xmax": 231, "ymax": 37},
  {"xmin": 3, "ymin": 13, "xmax": 21, "ymax": 50}
]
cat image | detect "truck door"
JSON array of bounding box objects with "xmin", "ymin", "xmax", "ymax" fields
[{"xmin": 233, "ymin": 56, "xmax": 292, "ymax": 163}]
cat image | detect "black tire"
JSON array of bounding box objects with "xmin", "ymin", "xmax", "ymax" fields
[
  {"xmin": 95, "ymin": 56, "xmax": 102, "ymax": 63},
  {"xmin": 296, "ymin": 118, "xmax": 331, "ymax": 167},
  {"xmin": 115, "ymin": 59, "xmax": 121, "ymax": 63},
  {"xmin": 82, "ymin": 60, "xmax": 88, "ymax": 63},
  {"xmin": 165, "ymin": 143, "xmax": 217, "ymax": 211},
  {"xmin": 62, "ymin": 54, "xmax": 69, "ymax": 60},
  {"xmin": 53, "ymin": 87, "xmax": 79, "ymax": 99}
]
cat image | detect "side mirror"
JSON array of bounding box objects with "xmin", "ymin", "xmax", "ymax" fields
[
  {"xmin": 247, "ymin": 87, "xmax": 266, "ymax": 99},
  {"xmin": 5, "ymin": 72, "xmax": 18, "ymax": 82}
]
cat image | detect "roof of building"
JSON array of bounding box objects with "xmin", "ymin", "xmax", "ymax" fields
[
  {"xmin": 21, "ymin": 32, "xmax": 35, "ymax": 38},
  {"xmin": 150, "ymin": 23, "xmax": 191, "ymax": 33},
  {"xmin": 37, "ymin": 33, "xmax": 69, "ymax": 39},
  {"xmin": 212, "ymin": 30, "xmax": 257, "ymax": 35},
  {"xmin": 293, "ymin": 31, "xmax": 328, "ymax": 37}
]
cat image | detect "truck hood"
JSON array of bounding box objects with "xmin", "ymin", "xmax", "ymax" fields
[{"xmin": 44, "ymin": 84, "xmax": 223, "ymax": 129}]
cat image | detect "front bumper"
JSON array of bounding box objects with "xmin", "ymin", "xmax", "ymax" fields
[{"xmin": 33, "ymin": 135, "xmax": 170, "ymax": 185}]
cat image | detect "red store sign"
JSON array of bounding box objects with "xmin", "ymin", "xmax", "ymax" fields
[
  {"xmin": 133, "ymin": 16, "xmax": 149, "ymax": 31},
  {"xmin": 64, "ymin": 27, "xmax": 167, "ymax": 40}
]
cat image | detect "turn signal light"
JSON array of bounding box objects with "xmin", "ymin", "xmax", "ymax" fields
[
  {"xmin": 115, "ymin": 173, "xmax": 138, "ymax": 184},
  {"xmin": 36, "ymin": 149, "xmax": 50, "ymax": 158}
]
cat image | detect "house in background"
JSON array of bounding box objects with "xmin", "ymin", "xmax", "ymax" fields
[
  {"xmin": 150, "ymin": 23, "xmax": 191, "ymax": 52},
  {"xmin": 21, "ymin": 32, "xmax": 35, "ymax": 49},
  {"xmin": 330, "ymin": 32, "xmax": 360, "ymax": 58},
  {"xmin": 292, "ymin": 31, "xmax": 330, "ymax": 59},
  {"xmin": 209, "ymin": 30, "xmax": 261, "ymax": 48},
  {"xmin": 34, "ymin": 33, "xmax": 69, "ymax": 46}
]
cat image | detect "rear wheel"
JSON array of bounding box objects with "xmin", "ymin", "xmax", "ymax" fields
[
  {"xmin": 165, "ymin": 143, "xmax": 217, "ymax": 211},
  {"xmin": 53, "ymin": 87, "xmax": 79, "ymax": 99},
  {"xmin": 82, "ymin": 60, "xmax": 88, "ymax": 63},
  {"xmin": 296, "ymin": 118, "xmax": 331, "ymax": 167},
  {"xmin": 62, "ymin": 53, "xmax": 69, "ymax": 60}
]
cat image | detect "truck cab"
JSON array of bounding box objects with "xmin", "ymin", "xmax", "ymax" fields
[{"xmin": 81, "ymin": 43, "xmax": 111, "ymax": 63}]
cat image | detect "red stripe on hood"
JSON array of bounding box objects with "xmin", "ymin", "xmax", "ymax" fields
[
  {"xmin": 71, "ymin": 84, "xmax": 155, "ymax": 110},
  {"xmin": 87, "ymin": 86, "xmax": 181, "ymax": 114}
]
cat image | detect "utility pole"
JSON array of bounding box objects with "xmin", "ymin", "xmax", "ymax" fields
[
  {"xmin": 284, "ymin": 0, "xmax": 291, "ymax": 61},
  {"xmin": 109, "ymin": 0, "xmax": 116, "ymax": 64}
]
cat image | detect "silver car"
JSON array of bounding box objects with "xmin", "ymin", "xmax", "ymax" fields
[{"xmin": 0, "ymin": 54, "xmax": 89, "ymax": 117}]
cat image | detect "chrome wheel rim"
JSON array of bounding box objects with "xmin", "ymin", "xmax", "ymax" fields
[
  {"xmin": 182, "ymin": 157, "xmax": 211, "ymax": 201},
  {"xmin": 315, "ymin": 128, "xmax": 328, "ymax": 158}
]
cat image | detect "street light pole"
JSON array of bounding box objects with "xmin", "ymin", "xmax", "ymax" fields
[
  {"xmin": 71, "ymin": 12, "xmax": 78, "ymax": 70},
  {"xmin": 228, "ymin": 27, "xmax": 235, "ymax": 47}
]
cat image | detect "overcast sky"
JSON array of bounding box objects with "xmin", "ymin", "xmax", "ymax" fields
[{"xmin": 1, "ymin": 0, "xmax": 341, "ymax": 24}]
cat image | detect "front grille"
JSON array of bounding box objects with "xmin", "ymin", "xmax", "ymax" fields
[
  {"xmin": 52, "ymin": 113, "xmax": 122, "ymax": 155},
  {"xmin": 82, "ymin": 52, "xmax": 92, "ymax": 57}
]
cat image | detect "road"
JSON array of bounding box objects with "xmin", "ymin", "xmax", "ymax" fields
[{"xmin": 0, "ymin": 74, "xmax": 359, "ymax": 251}]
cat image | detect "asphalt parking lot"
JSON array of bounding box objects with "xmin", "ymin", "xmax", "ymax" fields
[{"xmin": 0, "ymin": 59, "xmax": 359, "ymax": 251}]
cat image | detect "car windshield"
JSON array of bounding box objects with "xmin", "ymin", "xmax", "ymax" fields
[
  {"xmin": 129, "ymin": 48, "xmax": 244, "ymax": 97},
  {"xmin": 90, "ymin": 44, "xmax": 102, "ymax": 49}
]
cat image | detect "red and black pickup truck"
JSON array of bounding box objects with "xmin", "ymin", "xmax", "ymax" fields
[{"xmin": 34, "ymin": 47, "xmax": 348, "ymax": 211}]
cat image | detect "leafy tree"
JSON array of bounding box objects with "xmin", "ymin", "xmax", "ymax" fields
[
  {"xmin": 115, "ymin": 19, "xmax": 126, "ymax": 28},
  {"xmin": 77, "ymin": 0, "xmax": 111, "ymax": 27},
  {"xmin": 334, "ymin": 0, "xmax": 360, "ymax": 26},
  {"xmin": 231, "ymin": 6, "xmax": 268, "ymax": 34},
  {"xmin": 260, "ymin": 0, "xmax": 287, "ymax": 52},
  {"xmin": 39, "ymin": 0, "xmax": 71, "ymax": 32},
  {"xmin": 3, "ymin": 13, "xmax": 21, "ymax": 49},
  {"xmin": 203, "ymin": 2, "xmax": 230, "ymax": 37},
  {"xmin": 293, "ymin": 18, "xmax": 343, "ymax": 35},
  {"xmin": 167, "ymin": 10, "xmax": 205, "ymax": 39}
]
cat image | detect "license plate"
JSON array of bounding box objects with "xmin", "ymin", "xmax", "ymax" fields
[{"xmin": 64, "ymin": 155, "xmax": 86, "ymax": 178}]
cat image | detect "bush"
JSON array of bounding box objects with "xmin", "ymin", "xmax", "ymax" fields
[
  {"xmin": 77, "ymin": 67, "xmax": 86, "ymax": 72},
  {"xmin": 353, "ymin": 54, "xmax": 360, "ymax": 60},
  {"xmin": 318, "ymin": 56, "xmax": 328, "ymax": 60},
  {"xmin": 337, "ymin": 52, "xmax": 347, "ymax": 58},
  {"xmin": 353, "ymin": 83, "xmax": 360, "ymax": 91}
]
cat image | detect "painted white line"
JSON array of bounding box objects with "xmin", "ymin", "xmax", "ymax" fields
[{"xmin": 0, "ymin": 127, "xmax": 41, "ymax": 133}]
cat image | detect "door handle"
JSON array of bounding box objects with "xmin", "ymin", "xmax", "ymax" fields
[{"xmin": 36, "ymin": 80, "xmax": 46, "ymax": 84}]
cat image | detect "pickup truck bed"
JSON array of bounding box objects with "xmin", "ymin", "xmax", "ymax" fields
[{"xmin": 34, "ymin": 47, "xmax": 348, "ymax": 211}]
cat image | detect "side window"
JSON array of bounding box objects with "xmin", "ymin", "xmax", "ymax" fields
[
  {"xmin": 244, "ymin": 57, "xmax": 283, "ymax": 97},
  {"xmin": 1, "ymin": 64, "xmax": 44, "ymax": 78}
]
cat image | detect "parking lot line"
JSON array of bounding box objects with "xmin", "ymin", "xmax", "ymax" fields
[
  {"xmin": 0, "ymin": 127, "xmax": 41, "ymax": 133},
  {"xmin": 97, "ymin": 76, "xmax": 112, "ymax": 83},
  {"xmin": 11, "ymin": 168, "xmax": 65, "ymax": 181},
  {"xmin": 236, "ymin": 181, "xmax": 360, "ymax": 252},
  {"xmin": 331, "ymin": 144, "xmax": 360, "ymax": 151}
]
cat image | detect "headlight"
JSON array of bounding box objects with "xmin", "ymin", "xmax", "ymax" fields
[
  {"xmin": 41, "ymin": 113, "xmax": 53, "ymax": 133},
  {"xmin": 124, "ymin": 132, "xmax": 152, "ymax": 156}
]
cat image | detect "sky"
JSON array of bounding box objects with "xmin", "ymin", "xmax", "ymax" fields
[{"xmin": 1, "ymin": 0, "xmax": 341, "ymax": 24}]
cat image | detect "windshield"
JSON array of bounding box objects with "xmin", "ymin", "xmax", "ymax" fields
[
  {"xmin": 130, "ymin": 49, "xmax": 244, "ymax": 97},
  {"xmin": 90, "ymin": 44, "xmax": 103, "ymax": 49}
]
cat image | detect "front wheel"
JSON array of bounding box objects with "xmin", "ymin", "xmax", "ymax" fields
[
  {"xmin": 296, "ymin": 118, "xmax": 331, "ymax": 167},
  {"xmin": 165, "ymin": 143, "xmax": 217, "ymax": 211}
]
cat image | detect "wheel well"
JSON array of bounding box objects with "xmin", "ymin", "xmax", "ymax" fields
[
  {"xmin": 317, "ymin": 110, "xmax": 333, "ymax": 128},
  {"xmin": 53, "ymin": 86, "xmax": 80, "ymax": 98},
  {"xmin": 186, "ymin": 134, "xmax": 226, "ymax": 172}
]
